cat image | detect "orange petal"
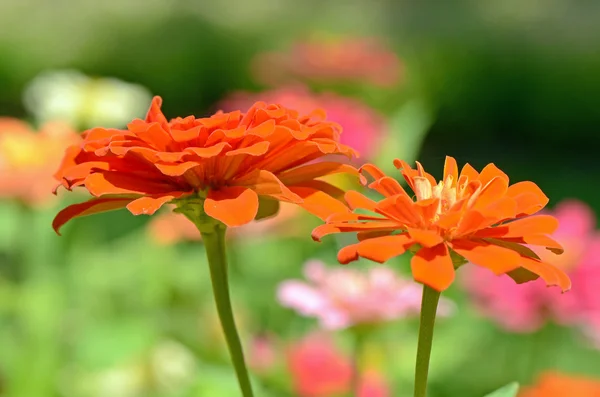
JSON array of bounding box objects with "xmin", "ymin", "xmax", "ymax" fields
[
  {"xmin": 519, "ymin": 256, "xmax": 571, "ymax": 292},
  {"xmin": 407, "ymin": 228, "xmax": 444, "ymax": 248},
  {"xmin": 459, "ymin": 163, "xmax": 479, "ymax": 181},
  {"xmin": 184, "ymin": 142, "xmax": 231, "ymax": 158},
  {"xmin": 449, "ymin": 239, "xmax": 521, "ymax": 274},
  {"xmin": 376, "ymin": 194, "xmax": 422, "ymax": 226},
  {"xmin": 357, "ymin": 230, "xmax": 394, "ymax": 241},
  {"xmin": 326, "ymin": 213, "xmax": 386, "ymax": 222},
  {"xmin": 85, "ymin": 172, "xmax": 177, "ymax": 196},
  {"xmin": 506, "ymin": 181, "xmax": 549, "ymax": 215},
  {"xmin": 476, "ymin": 214, "xmax": 559, "ymax": 238},
  {"xmin": 393, "ymin": 158, "xmax": 416, "ymax": 190},
  {"xmin": 204, "ymin": 186, "xmax": 259, "ymax": 227},
  {"xmin": 443, "ymin": 156, "xmax": 458, "ymax": 186},
  {"xmin": 288, "ymin": 186, "xmax": 350, "ymax": 221},
  {"xmin": 493, "ymin": 235, "xmax": 564, "ymax": 255},
  {"xmin": 294, "ymin": 180, "xmax": 346, "ymax": 200},
  {"xmin": 126, "ymin": 192, "xmax": 187, "ymax": 215},
  {"xmin": 338, "ymin": 244, "xmax": 360, "ymax": 264},
  {"xmin": 470, "ymin": 176, "xmax": 509, "ymax": 211},
  {"xmin": 144, "ymin": 96, "xmax": 169, "ymax": 127},
  {"xmin": 478, "ymin": 196, "xmax": 517, "ymax": 223},
  {"xmin": 154, "ymin": 161, "xmax": 200, "ymax": 176},
  {"xmin": 358, "ymin": 163, "xmax": 387, "ymax": 184},
  {"xmin": 344, "ymin": 191, "xmax": 378, "ymax": 212},
  {"xmin": 411, "ymin": 244, "xmax": 455, "ymax": 291},
  {"xmin": 52, "ymin": 196, "xmax": 134, "ymax": 235},
  {"xmin": 477, "ymin": 163, "xmax": 509, "ymax": 187},
  {"xmin": 356, "ymin": 234, "xmax": 414, "ymax": 263},
  {"xmin": 225, "ymin": 141, "xmax": 270, "ymax": 157},
  {"xmin": 369, "ymin": 177, "xmax": 409, "ymax": 198},
  {"xmin": 277, "ymin": 162, "xmax": 358, "ymax": 185},
  {"xmin": 454, "ymin": 210, "xmax": 488, "ymax": 236},
  {"xmin": 128, "ymin": 121, "xmax": 172, "ymax": 151},
  {"xmin": 311, "ymin": 221, "xmax": 401, "ymax": 241},
  {"xmin": 234, "ymin": 169, "xmax": 302, "ymax": 203}
]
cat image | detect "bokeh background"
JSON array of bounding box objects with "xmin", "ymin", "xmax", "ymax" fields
[{"xmin": 1, "ymin": 1, "xmax": 600, "ymax": 396}]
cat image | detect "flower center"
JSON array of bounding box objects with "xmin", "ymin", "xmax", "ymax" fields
[{"xmin": 414, "ymin": 175, "xmax": 457, "ymax": 221}]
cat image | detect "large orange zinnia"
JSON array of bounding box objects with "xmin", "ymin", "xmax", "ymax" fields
[
  {"xmin": 312, "ymin": 156, "xmax": 571, "ymax": 292},
  {"xmin": 52, "ymin": 96, "xmax": 358, "ymax": 233}
]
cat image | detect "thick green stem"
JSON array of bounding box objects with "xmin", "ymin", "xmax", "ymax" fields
[
  {"xmin": 201, "ymin": 224, "xmax": 254, "ymax": 397},
  {"xmin": 414, "ymin": 285, "xmax": 441, "ymax": 397}
]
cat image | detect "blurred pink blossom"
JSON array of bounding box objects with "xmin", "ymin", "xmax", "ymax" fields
[
  {"xmin": 148, "ymin": 201, "xmax": 303, "ymax": 245},
  {"xmin": 287, "ymin": 334, "xmax": 390, "ymax": 397},
  {"xmin": 218, "ymin": 85, "xmax": 386, "ymax": 160},
  {"xmin": 247, "ymin": 334, "xmax": 278, "ymax": 375},
  {"xmin": 278, "ymin": 260, "xmax": 455, "ymax": 330},
  {"xmin": 252, "ymin": 36, "xmax": 403, "ymax": 87},
  {"xmin": 462, "ymin": 199, "xmax": 600, "ymax": 345}
]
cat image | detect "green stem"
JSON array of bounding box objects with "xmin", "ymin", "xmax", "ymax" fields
[
  {"xmin": 414, "ymin": 285, "xmax": 441, "ymax": 397},
  {"xmin": 201, "ymin": 224, "xmax": 254, "ymax": 397},
  {"xmin": 350, "ymin": 328, "xmax": 366, "ymax": 396}
]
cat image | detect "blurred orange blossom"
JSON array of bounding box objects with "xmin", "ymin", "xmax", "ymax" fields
[
  {"xmin": 0, "ymin": 118, "xmax": 79, "ymax": 206},
  {"xmin": 519, "ymin": 371, "xmax": 600, "ymax": 397},
  {"xmin": 52, "ymin": 96, "xmax": 358, "ymax": 233},
  {"xmin": 312, "ymin": 156, "xmax": 571, "ymax": 292}
]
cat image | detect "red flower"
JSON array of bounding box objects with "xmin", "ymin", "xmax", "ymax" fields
[
  {"xmin": 313, "ymin": 157, "xmax": 571, "ymax": 292},
  {"xmin": 53, "ymin": 96, "xmax": 358, "ymax": 233}
]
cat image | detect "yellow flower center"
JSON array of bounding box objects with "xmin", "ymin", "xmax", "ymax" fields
[{"xmin": 414, "ymin": 175, "xmax": 457, "ymax": 221}]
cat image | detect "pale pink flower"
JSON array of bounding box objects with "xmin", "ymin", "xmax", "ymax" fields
[
  {"xmin": 462, "ymin": 199, "xmax": 600, "ymax": 344},
  {"xmin": 278, "ymin": 260, "xmax": 455, "ymax": 330},
  {"xmin": 252, "ymin": 36, "xmax": 403, "ymax": 87},
  {"xmin": 287, "ymin": 333, "xmax": 390, "ymax": 397},
  {"xmin": 218, "ymin": 85, "xmax": 386, "ymax": 160}
]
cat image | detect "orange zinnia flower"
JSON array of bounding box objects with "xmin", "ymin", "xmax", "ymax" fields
[
  {"xmin": 312, "ymin": 156, "xmax": 571, "ymax": 292},
  {"xmin": 0, "ymin": 118, "xmax": 79, "ymax": 206},
  {"xmin": 52, "ymin": 96, "xmax": 358, "ymax": 233},
  {"xmin": 519, "ymin": 371, "xmax": 600, "ymax": 397}
]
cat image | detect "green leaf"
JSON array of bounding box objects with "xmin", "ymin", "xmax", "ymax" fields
[
  {"xmin": 484, "ymin": 382, "xmax": 519, "ymax": 397},
  {"xmin": 255, "ymin": 198, "xmax": 280, "ymax": 221}
]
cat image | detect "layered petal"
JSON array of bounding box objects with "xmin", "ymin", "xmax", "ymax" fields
[
  {"xmin": 204, "ymin": 186, "xmax": 260, "ymax": 227},
  {"xmin": 53, "ymin": 196, "xmax": 135, "ymax": 234},
  {"xmin": 411, "ymin": 244, "xmax": 455, "ymax": 291}
]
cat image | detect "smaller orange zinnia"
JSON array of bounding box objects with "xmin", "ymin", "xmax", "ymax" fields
[
  {"xmin": 312, "ymin": 156, "xmax": 571, "ymax": 292},
  {"xmin": 519, "ymin": 371, "xmax": 600, "ymax": 397},
  {"xmin": 52, "ymin": 96, "xmax": 358, "ymax": 233}
]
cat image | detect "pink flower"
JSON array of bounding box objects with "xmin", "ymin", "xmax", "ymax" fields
[
  {"xmin": 252, "ymin": 36, "xmax": 403, "ymax": 87},
  {"xmin": 278, "ymin": 260, "xmax": 455, "ymax": 330},
  {"xmin": 218, "ymin": 85, "xmax": 386, "ymax": 160},
  {"xmin": 462, "ymin": 199, "xmax": 600, "ymax": 343},
  {"xmin": 287, "ymin": 334, "xmax": 390, "ymax": 397},
  {"xmin": 247, "ymin": 334, "xmax": 278, "ymax": 375}
]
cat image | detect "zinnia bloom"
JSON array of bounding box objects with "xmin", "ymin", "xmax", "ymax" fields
[
  {"xmin": 219, "ymin": 85, "xmax": 386, "ymax": 160},
  {"xmin": 252, "ymin": 36, "xmax": 402, "ymax": 87},
  {"xmin": 0, "ymin": 118, "xmax": 79, "ymax": 206},
  {"xmin": 287, "ymin": 334, "xmax": 390, "ymax": 397},
  {"xmin": 312, "ymin": 156, "xmax": 571, "ymax": 292},
  {"xmin": 462, "ymin": 199, "xmax": 600, "ymax": 340},
  {"xmin": 519, "ymin": 371, "xmax": 600, "ymax": 397},
  {"xmin": 52, "ymin": 96, "xmax": 358, "ymax": 233},
  {"xmin": 277, "ymin": 260, "xmax": 455, "ymax": 330}
]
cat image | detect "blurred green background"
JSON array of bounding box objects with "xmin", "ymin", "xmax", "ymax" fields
[{"xmin": 1, "ymin": 1, "xmax": 599, "ymax": 396}]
